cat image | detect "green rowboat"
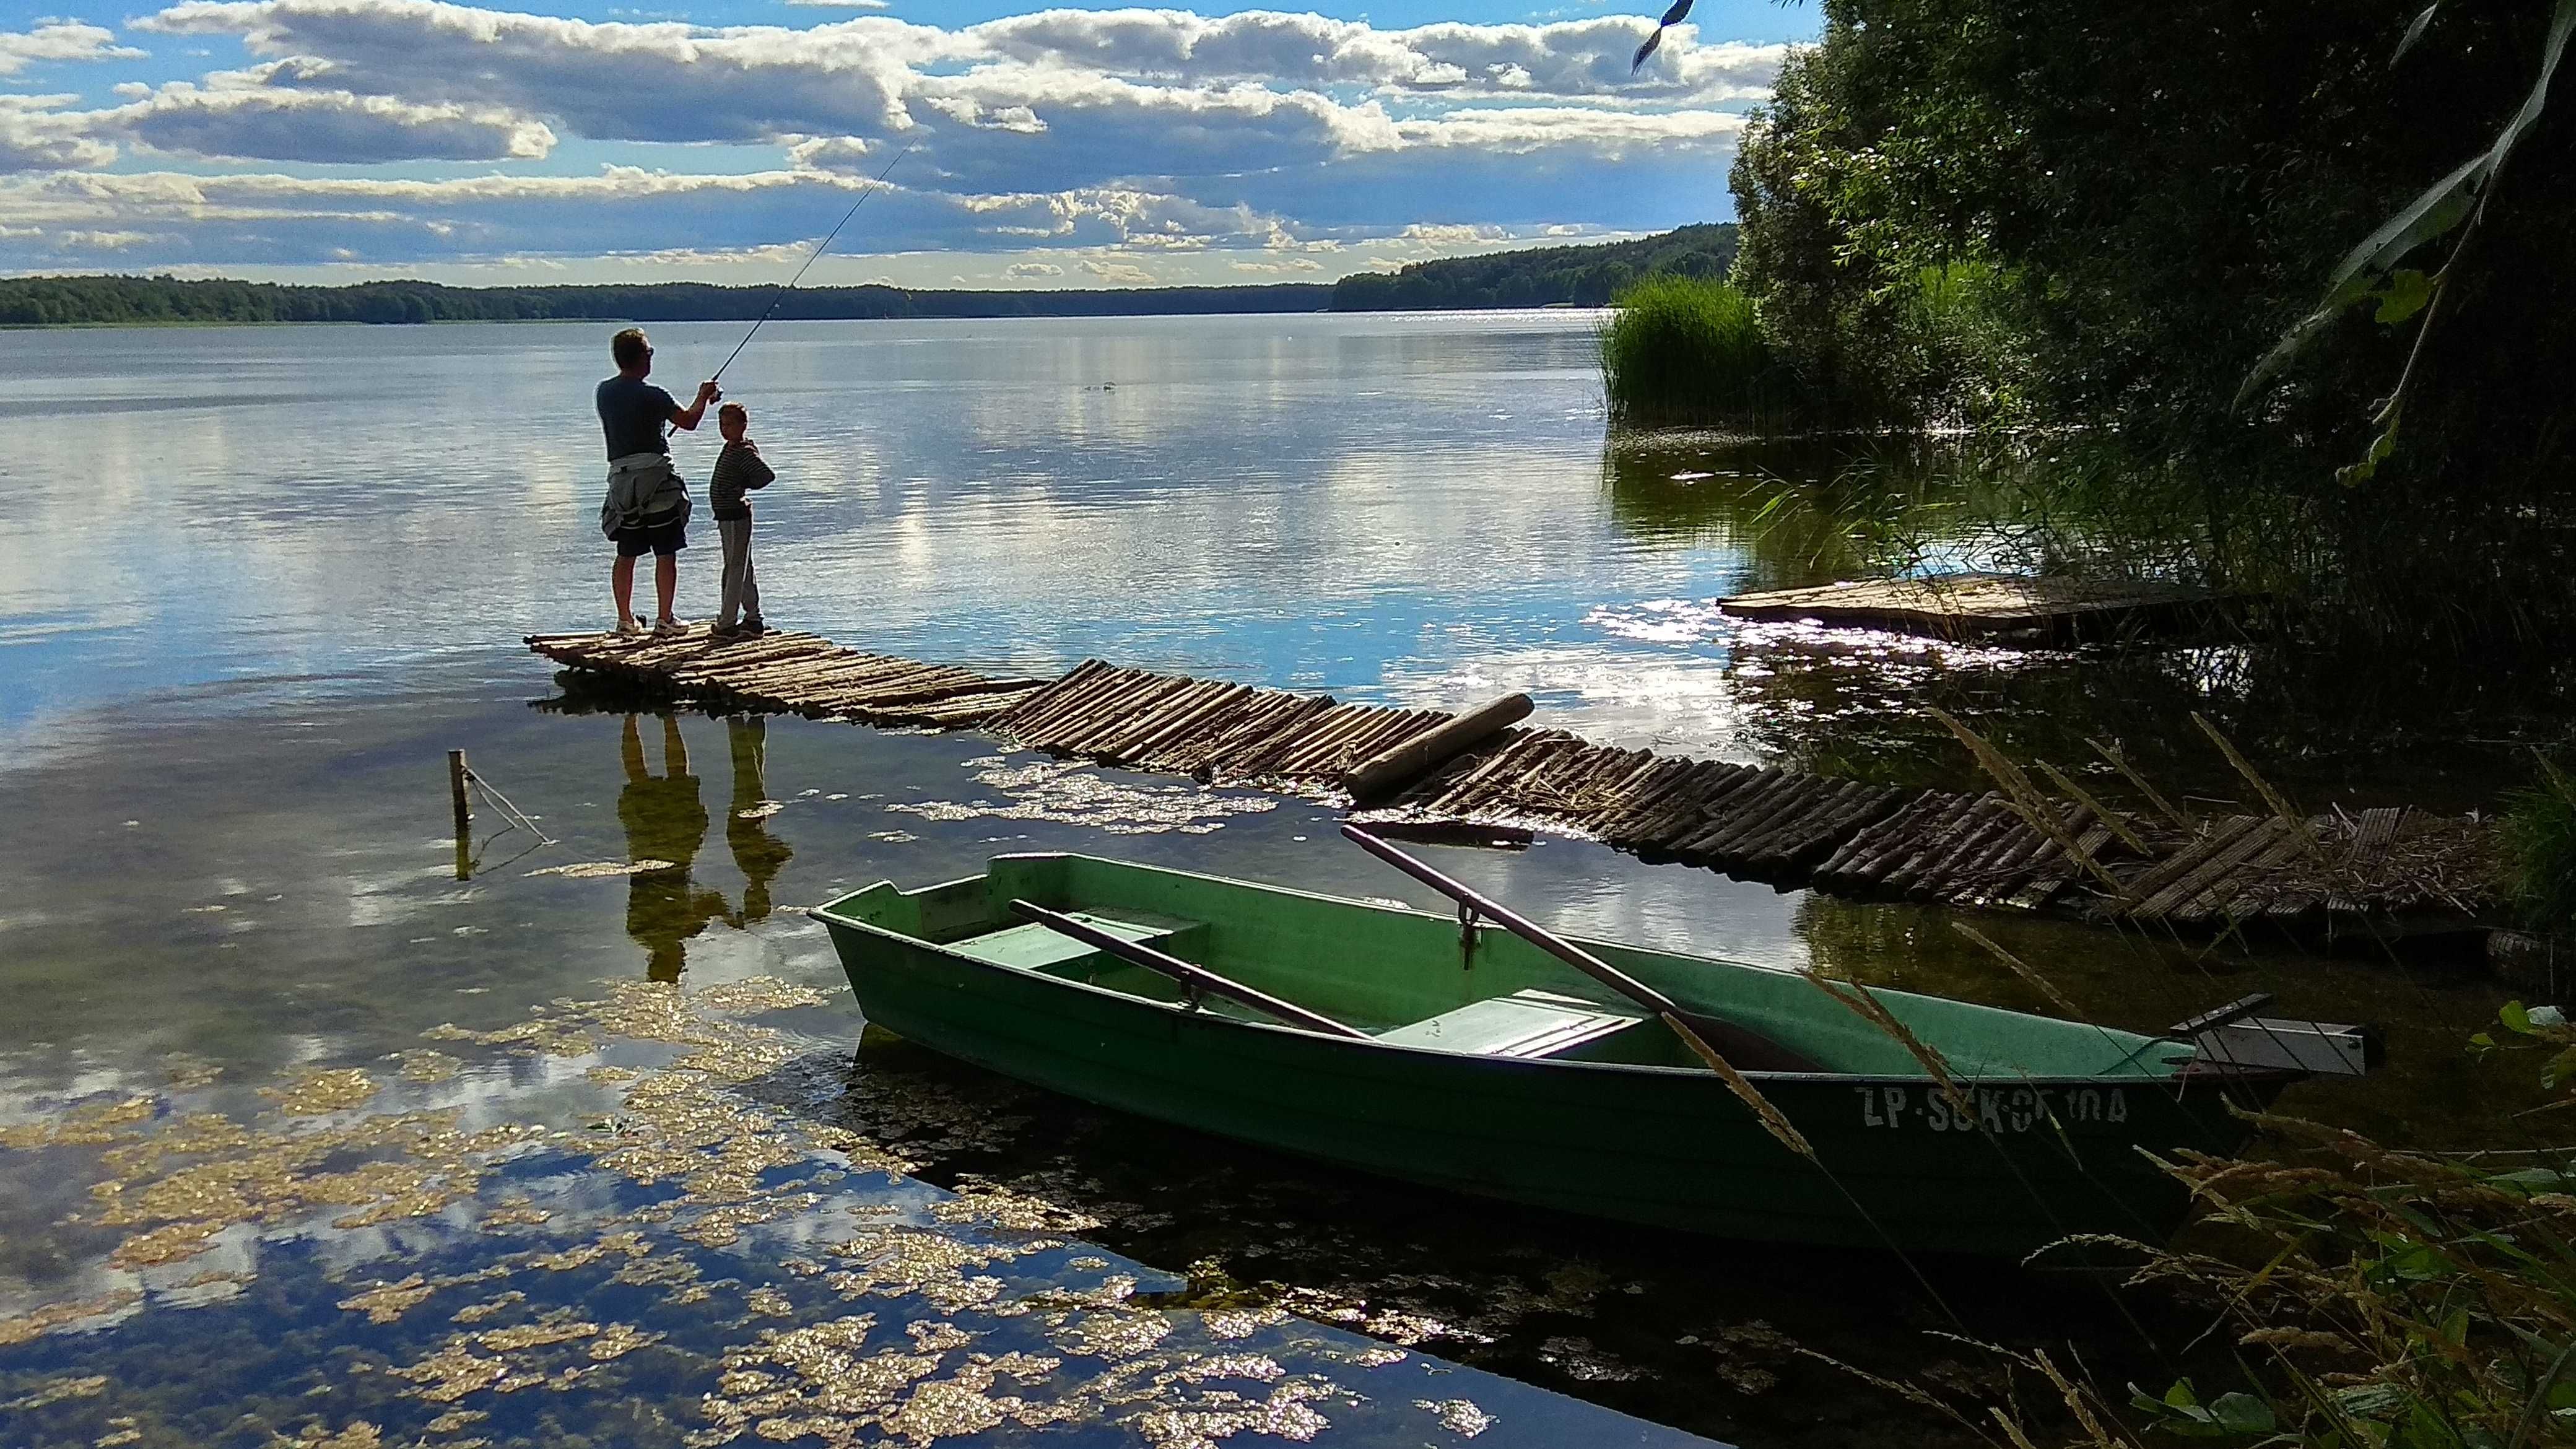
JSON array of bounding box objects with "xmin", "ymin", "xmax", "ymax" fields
[{"xmin": 812, "ymin": 851, "xmax": 2353, "ymax": 1258}]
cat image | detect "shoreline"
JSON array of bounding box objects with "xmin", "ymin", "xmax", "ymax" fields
[{"xmin": 0, "ymin": 303, "xmax": 1618, "ymax": 331}]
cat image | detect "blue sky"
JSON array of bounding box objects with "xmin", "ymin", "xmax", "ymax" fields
[{"xmin": 0, "ymin": 0, "xmax": 1814, "ymax": 285}]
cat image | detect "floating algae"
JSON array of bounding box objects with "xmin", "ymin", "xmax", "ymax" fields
[
  {"xmin": 0, "ymin": 973, "xmax": 1628, "ymax": 1449},
  {"xmin": 885, "ymin": 757, "xmax": 1277, "ymax": 837}
]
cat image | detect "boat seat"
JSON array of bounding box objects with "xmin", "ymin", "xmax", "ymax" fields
[
  {"xmin": 945, "ymin": 910, "xmax": 1201, "ymax": 976},
  {"xmin": 1375, "ymin": 990, "xmax": 1648, "ymax": 1060}
]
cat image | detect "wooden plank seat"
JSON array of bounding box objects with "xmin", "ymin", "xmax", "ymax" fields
[
  {"xmin": 1374, "ymin": 989, "xmax": 1648, "ymax": 1060},
  {"xmin": 947, "ymin": 910, "xmax": 1203, "ymax": 977}
]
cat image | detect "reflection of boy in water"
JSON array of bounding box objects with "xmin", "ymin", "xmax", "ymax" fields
[
  {"xmin": 619, "ymin": 714, "xmax": 727, "ymax": 981},
  {"xmin": 724, "ymin": 716, "xmax": 793, "ymax": 925}
]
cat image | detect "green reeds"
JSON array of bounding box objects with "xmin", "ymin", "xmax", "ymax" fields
[
  {"xmin": 2504, "ymin": 751, "xmax": 2576, "ymax": 936},
  {"xmin": 1598, "ymin": 275, "xmax": 1798, "ymax": 427}
]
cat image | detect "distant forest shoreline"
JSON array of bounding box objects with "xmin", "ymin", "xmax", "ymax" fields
[{"xmin": 0, "ymin": 225, "xmax": 1735, "ymax": 328}]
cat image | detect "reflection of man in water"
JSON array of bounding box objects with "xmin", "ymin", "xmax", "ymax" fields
[
  {"xmin": 724, "ymin": 716, "xmax": 793, "ymax": 925},
  {"xmin": 619, "ymin": 713, "xmax": 726, "ymax": 981}
]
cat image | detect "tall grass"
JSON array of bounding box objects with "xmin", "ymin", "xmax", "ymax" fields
[
  {"xmin": 2505, "ymin": 753, "xmax": 2576, "ymax": 937},
  {"xmin": 1599, "ymin": 276, "xmax": 1796, "ymax": 427}
]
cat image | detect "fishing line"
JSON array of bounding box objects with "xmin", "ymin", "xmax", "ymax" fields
[{"xmin": 669, "ymin": 143, "xmax": 913, "ymax": 433}]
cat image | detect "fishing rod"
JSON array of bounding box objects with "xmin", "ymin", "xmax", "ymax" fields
[{"xmin": 670, "ymin": 143, "xmax": 911, "ymax": 431}]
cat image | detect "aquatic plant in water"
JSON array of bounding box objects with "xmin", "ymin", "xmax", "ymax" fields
[
  {"xmin": 0, "ymin": 974, "xmax": 1528, "ymax": 1449},
  {"xmin": 1598, "ymin": 276, "xmax": 1794, "ymax": 429}
]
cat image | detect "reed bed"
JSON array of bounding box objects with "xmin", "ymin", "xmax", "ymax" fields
[{"xmin": 1598, "ymin": 276, "xmax": 1804, "ymax": 428}]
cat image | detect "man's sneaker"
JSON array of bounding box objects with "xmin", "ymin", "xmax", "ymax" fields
[
  {"xmin": 710, "ymin": 622, "xmax": 747, "ymax": 640},
  {"xmin": 653, "ymin": 617, "xmax": 688, "ymax": 636},
  {"xmin": 615, "ymin": 617, "xmax": 646, "ymax": 637},
  {"xmin": 739, "ymin": 617, "xmax": 768, "ymax": 638}
]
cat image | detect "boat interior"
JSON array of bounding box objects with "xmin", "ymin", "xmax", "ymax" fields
[{"xmin": 819, "ymin": 853, "xmax": 2196, "ymax": 1081}]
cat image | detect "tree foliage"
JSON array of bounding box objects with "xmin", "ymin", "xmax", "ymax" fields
[
  {"xmin": 1330, "ymin": 224, "xmax": 1737, "ymax": 311},
  {"xmin": 1726, "ymin": 0, "xmax": 2576, "ymax": 661},
  {"xmin": 1, "ymin": 228, "xmax": 1744, "ymax": 327}
]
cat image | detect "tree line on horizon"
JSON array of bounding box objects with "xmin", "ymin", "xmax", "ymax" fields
[{"xmin": 0, "ymin": 225, "xmax": 1738, "ymax": 327}]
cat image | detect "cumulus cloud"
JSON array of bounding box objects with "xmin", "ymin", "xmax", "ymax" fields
[
  {"xmin": 1080, "ymin": 256, "xmax": 1155, "ymax": 285},
  {"xmin": 962, "ymin": 11, "xmax": 1780, "ymax": 102},
  {"xmin": 98, "ymin": 82, "xmax": 556, "ymax": 162},
  {"xmin": 1001, "ymin": 260, "xmax": 1063, "ymax": 278},
  {"xmin": 0, "ymin": 95, "xmax": 118, "ymax": 174},
  {"xmin": 2, "ymin": 0, "xmax": 1778, "ymax": 274},
  {"xmin": 0, "ymin": 22, "xmax": 145, "ymax": 76},
  {"xmin": 139, "ymin": 0, "xmax": 928, "ymax": 143}
]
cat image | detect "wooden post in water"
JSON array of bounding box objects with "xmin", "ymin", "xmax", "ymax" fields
[{"xmin": 448, "ymin": 749, "xmax": 472, "ymax": 880}]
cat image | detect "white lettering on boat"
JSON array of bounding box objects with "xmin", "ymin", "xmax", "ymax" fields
[{"xmin": 1858, "ymin": 1085, "xmax": 2130, "ymax": 1133}]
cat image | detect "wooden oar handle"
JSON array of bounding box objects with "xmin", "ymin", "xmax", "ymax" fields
[{"xmin": 1339, "ymin": 824, "xmax": 1687, "ymax": 1019}]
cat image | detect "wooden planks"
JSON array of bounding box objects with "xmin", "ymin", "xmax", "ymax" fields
[
  {"xmin": 526, "ymin": 626, "xmax": 1046, "ymax": 728},
  {"xmin": 528, "ymin": 626, "xmax": 2492, "ymax": 939},
  {"xmin": 985, "ymin": 661, "xmax": 1461, "ymax": 788},
  {"xmin": 1718, "ymin": 572, "xmax": 2236, "ymax": 642}
]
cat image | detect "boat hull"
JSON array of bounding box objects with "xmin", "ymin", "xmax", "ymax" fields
[{"xmin": 817, "ymin": 894, "xmax": 2282, "ymax": 1258}]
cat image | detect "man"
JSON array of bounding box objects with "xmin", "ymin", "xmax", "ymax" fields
[
  {"xmin": 597, "ymin": 328, "xmax": 721, "ymax": 635},
  {"xmin": 617, "ymin": 713, "xmax": 726, "ymax": 981}
]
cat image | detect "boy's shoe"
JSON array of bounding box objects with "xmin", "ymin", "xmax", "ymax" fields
[
  {"xmin": 614, "ymin": 617, "xmax": 645, "ymax": 637},
  {"xmin": 739, "ymin": 617, "xmax": 768, "ymax": 638},
  {"xmin": 653, "ymin": 616, "xmax": 688, "ymax": 636},
  {"xmin": 710, "ymin": 622, "xmax": 747, "ymax": 640}
]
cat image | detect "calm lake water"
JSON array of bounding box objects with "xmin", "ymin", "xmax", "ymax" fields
[{"xmin": 0, "ymin": 313, "xmax": 2533, "ymax": 1448}]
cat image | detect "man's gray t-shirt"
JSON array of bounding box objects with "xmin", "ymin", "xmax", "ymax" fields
[{"xmin": 597, "ymin": 376, "xmax": 679, "ymax": 459}]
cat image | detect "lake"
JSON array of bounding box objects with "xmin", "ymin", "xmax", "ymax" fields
[{"xmin": 0, "ymin": 313, "xmax": 2530, "ymax": 1448}]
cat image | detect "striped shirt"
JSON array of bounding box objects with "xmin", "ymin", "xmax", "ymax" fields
[{"xmin": 708, "ymin": 441, "xmax": 775, "ymax": 521}]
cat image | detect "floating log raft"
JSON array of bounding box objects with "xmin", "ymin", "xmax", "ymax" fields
[
  {"xmin": 1720, "ymin": 572, "xmax": 2239, "ymax": 643},
  {"xmin": 525, "ymin": 628, "xmax": 2497, "ymax": 941}
]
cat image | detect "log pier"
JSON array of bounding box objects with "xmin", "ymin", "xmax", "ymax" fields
[{"xmin": 527, "ymin": 626, "xmax": 2496, "ymax": 941}]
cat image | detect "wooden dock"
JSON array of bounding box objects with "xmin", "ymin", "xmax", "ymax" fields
[
  {"xmin": 527, "ymin": 627, "xmax": 2494, "ymax": 939},
  {"xmin": 1720, "ymin": 573, "xmax": 2237, "ymax": 642},
  {"xmin": 525, "ymin": 626, "xmax": 1053, "ymax": 728}
]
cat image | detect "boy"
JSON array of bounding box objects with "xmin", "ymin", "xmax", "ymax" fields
[
  {"xmin": 596, "ymin": 327, "xmax": 720, "ymax": 635},
  {"xmin": 707, "ymin": 401, "xmax": 776, "ymax": 638}
]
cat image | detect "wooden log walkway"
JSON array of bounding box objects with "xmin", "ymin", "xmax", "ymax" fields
[
  {"xmin": 526, "ymin": 627, "xmax": 2495, "ymax": 938},
  {"xmin": 525, "ymin": 625, "xmax": 1053, "ymax": 728}
]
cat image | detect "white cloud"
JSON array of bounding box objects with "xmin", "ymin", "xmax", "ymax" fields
[
  {"xmin": 960, "ymin": 12, "xmax": 1780, "ymax": 103},
  {"xmin": 140, "ymin": 0, "xmax": 928, "ymax": 144},
  {"xmin": 53, "ymin": 227, "xmax": 153, "ymax": 249},
  {"xmin": 98, "ymin": 82, "xmax": 557, "ymax": 162},
  {"xmin": 783, "ymin": 0, "xmax": 889, "ymax": 7},
  {"xmin": 0, "ymin": 95, "xmax": 118, "ymax": 174},
  {"xmin": 0, "ymin": 22, "xmax": 145, "ymax": 76},
  {"xmin": 1079, "ymin": 256, "xmax": 1154, "ymax": 285},
  {"xmin": 1001, "ymin": 259, "xmax": 1061, "ymax": 278},
  {"xmin": 1, "ymin": 0, "xmax": 1775, "ymax": 274}
]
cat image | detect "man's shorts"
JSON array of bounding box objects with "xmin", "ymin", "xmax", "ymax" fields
[{"xmin": 614, "ymin": 516, "xmax": 688, "ymax": 559}]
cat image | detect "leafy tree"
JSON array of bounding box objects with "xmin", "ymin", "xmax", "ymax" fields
[{"xmin": 1725, "ymin": 0, "xmax": 2576, "ymax": 661}]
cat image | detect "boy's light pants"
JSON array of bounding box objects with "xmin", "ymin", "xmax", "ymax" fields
[{"xmin": 718, "ymin": 518, "xmax": 760, "ymax": 625}]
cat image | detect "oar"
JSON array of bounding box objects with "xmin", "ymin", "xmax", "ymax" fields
[
  {"xmin": 1008, "ymin": 900, "xmax": 1371, "ymax": 1040},
  {"xmin": 1338, "ymin": 824, "xmax": 1824, "ymax": 1075}
]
